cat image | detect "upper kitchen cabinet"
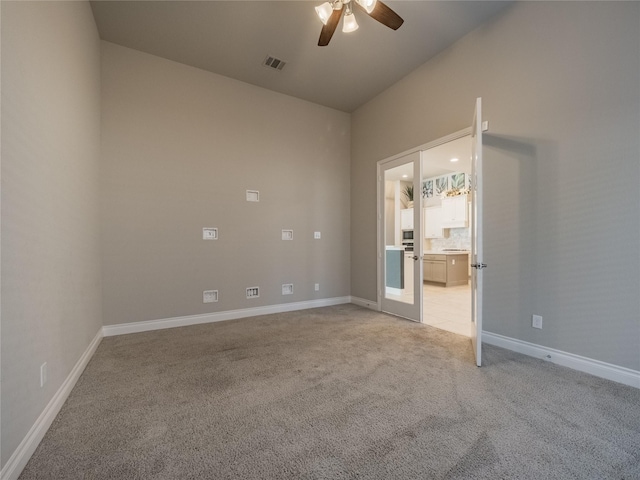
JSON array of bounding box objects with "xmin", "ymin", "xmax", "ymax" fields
[
  {"xmin": 400, "ymin": 208, "xmax": 414, "ymax": 230},
  {"xmin": 441, "ymin": 194, "xmax": 468, "ymax": 228},
  {"xmin": 424, "ymin": 206, "xmax": 444, "ymax": 238}
]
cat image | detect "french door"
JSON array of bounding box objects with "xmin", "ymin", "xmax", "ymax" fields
[
  {"xmin": 471, "ymin": 97, "xmax": 485, "ymax": 367},
  {"xmin": 376, "ymin": 98, "xmax": 485, "ymax": 367},
  {"xmin": 378, "ymin": 151, "xmax": 423, "ymax": 322}
]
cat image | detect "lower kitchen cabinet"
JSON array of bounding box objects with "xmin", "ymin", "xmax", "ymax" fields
[
  {"xmin": 403, "ymin": 251, "xmax": 414, "ymax": 292},
  {"xmin": 423, "ymin": 256, "xmax": 447, "ymax": 283},
  {"xmin": 423, "ymin": 253, "xmax": 469, "ymax": 287}
]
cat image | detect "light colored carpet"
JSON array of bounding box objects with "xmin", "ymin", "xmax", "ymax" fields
[{"xmin": 19, "ymin": 304, "xmax": 640, "ymax": 479}]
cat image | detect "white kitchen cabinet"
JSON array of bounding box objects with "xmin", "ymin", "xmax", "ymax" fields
[
  {"xmin": 400, "ymin": 208, "xmax": 414, "ymax": 230},
  {"xmin": 403, "ymin": 251, "xmax": 414, "ymax": 293},
  {"xmin": 441, "ymin": 194, "xmax": 468, "ymax": 228},
  {"xmin": 424, "ymin": 206, "xmax": 444, "ymax": 238}
]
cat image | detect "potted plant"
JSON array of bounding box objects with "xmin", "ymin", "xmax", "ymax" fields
[{"xmin": 402, "ymin": 184, "xmax": 414, "ymax": 208}]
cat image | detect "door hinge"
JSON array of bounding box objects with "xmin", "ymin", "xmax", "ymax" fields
[{"xmin": 471, "ymin": 263, "xmax": 487, "ymax": 269}]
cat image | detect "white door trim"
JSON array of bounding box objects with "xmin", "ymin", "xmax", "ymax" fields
[{"xmin": 376, "ymin": 127, "xmax": 473, "ymax": 316}]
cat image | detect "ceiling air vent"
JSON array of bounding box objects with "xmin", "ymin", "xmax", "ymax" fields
[{"xmin": 263, "ymin": 55, "xmax": 286, "ymax": 71}]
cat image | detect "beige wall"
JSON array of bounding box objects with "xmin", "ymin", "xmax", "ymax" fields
[
  {"xmin": 351, "ymin": 2, "xmax": 640, "ymax": 370},
  {"xmin": 2, "ymin": 1, "xmax": 638, "ymax": 473},
  {"xmin": 1, "ymin": 1, "xmax": 102, "ymax": 467},
  {"xmin": 101, "ymin": 42, "xmax": 351, "ymax": 326}
]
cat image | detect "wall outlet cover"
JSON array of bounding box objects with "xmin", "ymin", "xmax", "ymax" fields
[
  {"xmin": 532, "ymin": 314, "xmax": 543, "ymax": 329},
  {"xmin": 282, "ymin": 230, "xmax": 293, "ymax": 240},
  {"xmin": 203, "ymin": 228, "xmax": 218, "ymax": 240},
  {"xmin": 203, "ymin": 290, "xmax": 218, "ymax": 303},
  {"xmin": 314, "ymin": 231, "xmax": 321, "ymax": 239},
  {"xmin": 282, "ymin": 284, "xmax": 294, "ymax": 295}
]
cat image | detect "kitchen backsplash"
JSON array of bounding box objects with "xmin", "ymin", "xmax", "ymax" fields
[{"xmin": 426, "ymin": 227, "xmax": 471, "ymax": 251}]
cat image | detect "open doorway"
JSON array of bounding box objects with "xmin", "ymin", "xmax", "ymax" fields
[
  {"xmin": 421, "ymin": 135, "xmax": 472, "ymax": 337},
  {"xmin": 377, "ymin": 97, "xmax": 485, "ymax": 366}
]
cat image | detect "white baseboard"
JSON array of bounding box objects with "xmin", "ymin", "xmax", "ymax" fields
[
  {"xmin": 103, "ymin": 296, "xmax": 352, "ymax": 337},
  {"xmin": 350, "ymin": 296, "xmax": 380, "ymax": 311},
  {"xmin": 483, "ymin": 331, "xmax": 640, "ymax": 389},
  {"xmin": 1, "ymin": 329, "xmax": 104, "ymax": 480}
]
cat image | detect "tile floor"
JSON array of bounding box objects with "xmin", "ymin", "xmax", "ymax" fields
[
  {"xmin": 423, "ymin": 282, "xmax": 471, "ymax": 337},
  {"xmin": 384, "ymin": 281, "xmax": 472, "ymax": 337}
]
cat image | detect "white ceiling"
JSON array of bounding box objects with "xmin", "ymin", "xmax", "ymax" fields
[
  {"xmin": 90, "ymin": 1, "xmax": 512, "ymax": 112},
  {"xmin": 422, "ymin": 135, "xmax": 472, "ymax": 177}
]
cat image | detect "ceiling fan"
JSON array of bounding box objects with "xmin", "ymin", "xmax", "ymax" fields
[{"xmin": 315, "ymin": 0, "xmax": 404, "ymax": 46}]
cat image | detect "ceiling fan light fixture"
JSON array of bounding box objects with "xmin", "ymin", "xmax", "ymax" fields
[
  {"xmin": 315, "ymin": 0, "xmax": 403, "ymax": 46},
  {"xmin": 356, "ymin": 0, "xmax": 377, "ymax": 14},
  {"xmin": 342, "ymin": 12, "xmax": 359, "ymax": 33},
  {"xmin": 315, "ymin": 2, "xmax": 334, "ymax": 25}
]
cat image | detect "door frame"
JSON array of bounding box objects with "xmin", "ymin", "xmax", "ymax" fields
[
  {"xmin": 376, "ymin": 127, "xmax": 472, "ymax": 317},
  {"xmin": 470, "ymin": 97, "xmax": 485, "ymax": 366}
]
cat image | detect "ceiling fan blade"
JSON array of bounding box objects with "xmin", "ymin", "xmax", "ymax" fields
[
  {"xmin": 360, "ymin": 1, "xmax": 404, "ymax": 30},
  {"xmin": 318, "ymin": 6, "xmax": 343, "ymax": 46}
]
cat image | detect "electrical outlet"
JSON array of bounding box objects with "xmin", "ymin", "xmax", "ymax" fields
[
  {"xmin": 40, "ymin": 362, "xmax": 47, "ymax": 387},
  {"xmin": 203, "ymin": 290, "xmax": 218, "ymax": 303},
  {"xmin": 532, "ymin": 314, "xmax": 543, "ymax": 329},
  {"xmin": 203, "ymin": 228, "xmax": 218, "ymax": 240},
  {"xmin": 282, "ymin": 230, "xmax": 293, "ymax": 240},
  {"xmin": 314, "ymin": 231, "xmax": 321, "ymax": 239},
  {"xmin": 282, "ymin": 284, "xmax": 293, "ymax": 295},
  {"xmin": 246, "ymin": 287, "xmax": 260, "ymax": 299},
  {"xmin": 314, "ymin": 283, "xmax": 320, "ymax": 291}
]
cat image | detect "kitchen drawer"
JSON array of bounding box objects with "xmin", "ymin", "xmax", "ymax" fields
[{"xmin": 424, "ymin": 254, "xmax": 446, "ymax": 261}]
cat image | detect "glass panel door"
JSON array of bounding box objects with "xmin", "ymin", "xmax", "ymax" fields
[
  {"xmin": 379, "ymin": 152, "xmax": 422, "ymax": 322},
  {"xmin": 471, "ymin": 97, "xmax": 484, "ymax": 367}
]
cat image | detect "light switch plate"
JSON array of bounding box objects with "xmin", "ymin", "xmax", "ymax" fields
[
  {"xmin": 246, "ymin": 190, "xmax": 259, "ymax": 202},
  {"xmin": 314, "ymin": 231, "xmax": 321, "ymax": 239}
]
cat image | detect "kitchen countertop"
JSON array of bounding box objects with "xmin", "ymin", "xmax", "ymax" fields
[{"xmin": 423, "ymin": 250, "xmax": 470, "ymax": 255}]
